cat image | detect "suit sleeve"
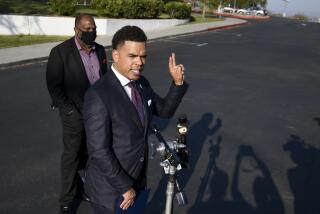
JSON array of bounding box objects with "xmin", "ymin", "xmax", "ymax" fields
[
  {"xmin": 151, "ymin": 81, "xmax": 189, "ymax": 118},
  {"xmin": 46, "ymin": 47, "xmax": 73, "ymax": 111},
  {"xmin": 83, "ymin": 89, "xmax": 133, "ymax": 194}
]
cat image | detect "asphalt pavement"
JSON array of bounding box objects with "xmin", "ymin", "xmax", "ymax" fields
[{"xmin": 0, "ymin": 17, "xmax": 320, "ymax": 214}]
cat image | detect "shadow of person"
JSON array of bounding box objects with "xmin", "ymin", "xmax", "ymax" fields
[
  {"xmin": 180, "ymin": 112, "xmax": 222, "ymax": 187},
  {"xmin": 146, "ymin": 112, "xmax": 222, "ymax": 213},
  {"xmin": 188, "ymin": 136, "xmax": 229, "ymax": 213},
  {"xmin": 189, "ymin": 143, "xmax": 284, "ymax": 214},
  {"xmin": 250, "ymin": 146, "xmax": 284, "ymax": 214},
  {"xmin": 207, "ymin": 144, "xmax": 254, "ymax": 214},
  {"xmin": 229, "ymin": 145, "xmax": 284, "ymax": 214},
  {"xmin": 313, "ymin": 117, "xmax": 320, "ymax": 127},
  {"xmin": 283, "ymin": 135, "xmax": 320, "ymax": 214}
]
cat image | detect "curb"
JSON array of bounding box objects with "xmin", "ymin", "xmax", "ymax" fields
[
  {"xmin": 207, "ymin": 22, "xmax": 249, "ymax": 31},
  {"xmin": 0, "ymin": 21, "xmax": 248, "ymax": 69},
  {"xmin": 0, "ymin": 57, "xmax": 49, "ymax": 70},
  {"xmin": 147, "ymin": 21, "xmax": 248, "ymax": 40}
]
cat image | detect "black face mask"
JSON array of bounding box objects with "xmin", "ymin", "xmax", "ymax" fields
[{"xmin": 79, "ymin": 30, "xmax": 96, "ymax": 46}]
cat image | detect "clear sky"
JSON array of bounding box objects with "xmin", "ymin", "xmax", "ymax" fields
[{"xmin": 266, "ymin": 0, "xmax": 320, "ymax": 18}]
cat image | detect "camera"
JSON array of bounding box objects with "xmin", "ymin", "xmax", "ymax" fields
[{"xmin": 151, "ymin": 114, "xmax": 189, "ymax": 170}]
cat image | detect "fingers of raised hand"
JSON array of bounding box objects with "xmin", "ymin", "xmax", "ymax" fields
[
  {"xmin": 172, "ymin": 64, "xmax": 185, "ymax": 85},
  {"xmin": 171, "ymin": 53, "xmax": 176, "ymax": 66},
  {"xmin": 169, "ymin": 53, "xmax": 177, "ymax": 70},
  {"xmin": 176, "ymin": 64, "xmax": 184, "ymax": 73}
]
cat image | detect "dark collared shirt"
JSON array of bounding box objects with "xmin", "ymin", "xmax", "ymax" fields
[{"xmin": 75, "ymin": 38, "xmax": 100, "ymax": 85}]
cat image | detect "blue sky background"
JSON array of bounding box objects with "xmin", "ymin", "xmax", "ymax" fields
[{"xmin": 266, "ymin": 0, "xmax": 320, "ymax": 18}]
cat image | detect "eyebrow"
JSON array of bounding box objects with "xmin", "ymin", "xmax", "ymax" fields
[
  {"xmin": 128, "ymin": 53, "xmax": 147, "ymax": 58},
  {"xmin": 84, "ymin": 27, "xmax": 96, "ymax": 30}
]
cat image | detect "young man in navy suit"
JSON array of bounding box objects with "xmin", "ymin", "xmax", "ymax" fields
[{"xmin": 83, "ymin": 25, "xmax": 188, "ymax": 213}]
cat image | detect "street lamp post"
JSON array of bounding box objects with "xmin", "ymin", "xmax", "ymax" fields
[
  {"xmin": 202, "ymin": 0, "xmax": 207, "ymax": 19},
  {"xmin": 218, "ymin": 0, "xmax": 223, "ymax": 17},
  {"xmin": 282, "ymin": 0, "xmax": 290, "ymax": 17}
]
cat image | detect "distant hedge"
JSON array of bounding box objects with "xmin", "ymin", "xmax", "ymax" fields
[
  {"xmin": 49, "ymin": 0, "xmax": 76, "ymax": 16},
  {"xmin": 92, "ymin": 0, "xmax": 164, "ymax": 18},
  {"xmin": 162, "ymin": 0, "xmax": 184, "ymax": 3},
  {"xmin": 164, "ymin": 1, "xmax": 191, "ymax": 19}
]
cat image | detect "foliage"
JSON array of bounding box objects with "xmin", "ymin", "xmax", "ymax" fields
[
  {"xmin": 293, "ymin": 13, "xmax": 309, "ymax": 21},
  {"xmin": 75, "ymin": 0, "xmax": 92, "ymax": 5},
  {"xmin": 188, "ymin": 13, "xmax": 222, "ymax": 24},
  {"xmin": 92, "ymin": 0, "xmax": 163, "ymax": 18},
  {"xmin": 162, "ymin": 0, "xmax": 183, "ymax": 3},
  {"xmin": 76, "ymin": 7, "xmax": 97, "ymax": 15},
  {"xmin": 0, "ymin": 0, "xmax": 51, "ymax": 15},
  {"xmin": 49, "ymin": 0, "xmax": 76, "ymax": 16},
  {"xmin": 164, "ymin": 1, "xmax": 191, "ymax": 19}
]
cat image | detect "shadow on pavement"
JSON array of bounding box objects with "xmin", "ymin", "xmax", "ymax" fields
[
  {"xmin": 313, "ymin": 117, "xmax": 320, "ymax": 127},
  {"xmin": 283, "ymin": 134, "xmax": 320, "ymax": 214},
  {"xmin": 189, "ymin": 144, "xmax": 284, "ymax": 214}
]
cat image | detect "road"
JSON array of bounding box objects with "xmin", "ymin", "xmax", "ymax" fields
[{"xmin": 0, "ymin": 17, "xmax": 319, "ymax": 214}]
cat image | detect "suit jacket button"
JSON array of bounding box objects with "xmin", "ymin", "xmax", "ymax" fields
[{"xmin": 140, "ymin": 157, "xmax": 144, "ymax": 162}]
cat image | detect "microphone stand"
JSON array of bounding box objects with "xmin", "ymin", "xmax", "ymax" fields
[{"xmin": 152, "ymin": 126, "xmax": 187, "ymax": 214}]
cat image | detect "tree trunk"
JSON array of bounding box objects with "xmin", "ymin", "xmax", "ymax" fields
[{"xmin": 202, "ymin": 0, "xmax": 207, "ymax": 19}]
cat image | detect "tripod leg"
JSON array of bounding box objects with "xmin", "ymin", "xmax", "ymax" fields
[
  {"xmin": 165, "ymin": 165, "xmax": 177, "ymax": 214},
  {"xmin": 175, "ymin": 179, "xmax": 188, "ymax": 206},
  {"xmin": 165, "ymin": 180, "xmax": 175, "ymax": 214}
]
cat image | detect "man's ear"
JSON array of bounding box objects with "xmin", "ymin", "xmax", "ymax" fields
[
  {"xmin": 74, "ymin": 27, "xmax": 80, "ymax": 37},
  {"xmin": 112, "ymin": 49, "xmax": 119, "ymax": 63}
]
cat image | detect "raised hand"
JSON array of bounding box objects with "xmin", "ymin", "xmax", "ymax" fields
[{"xmin": 168, "ymin": 53, "xmax": 185, "ymax": 85}]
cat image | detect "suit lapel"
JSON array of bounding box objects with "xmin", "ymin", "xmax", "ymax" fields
[
  {"xmin": 69, "ymin": 38, "xmax": 90, "ymax": 87},
  {"xmin": 109, "ymin": 71, "xmax": 145, "ymax": 133}
]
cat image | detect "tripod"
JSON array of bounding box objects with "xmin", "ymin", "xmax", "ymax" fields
[
  {"xmin": 152, "ymin": 126, "xmax": 188, "ymax": 214},
  {"xmin": 161, "ymin": 163, "xmax": 187, "ymax": 214}
]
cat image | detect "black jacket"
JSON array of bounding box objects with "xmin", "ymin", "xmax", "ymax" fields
[{"xmin": 46, "ymin": 37, "xmax": 108, "ymax": 114}]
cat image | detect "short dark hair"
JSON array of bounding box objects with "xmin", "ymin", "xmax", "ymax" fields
[
  {"xmin": 112, "ymin": 25, "xmax": 147, "ymax": 50},
  {"xmin": 75, "ymin": 13, "xmax": 94, "ymax": 27}
]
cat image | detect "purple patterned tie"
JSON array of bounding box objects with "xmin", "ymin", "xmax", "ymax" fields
[{"xmin": 128, "ymin": 82, "xmax": 145, "ymax": 126}]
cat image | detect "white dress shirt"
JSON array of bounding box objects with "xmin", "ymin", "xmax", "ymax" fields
[{"xmin": 111, "ymin": 64, "xmax": 133, "ymax": 101}]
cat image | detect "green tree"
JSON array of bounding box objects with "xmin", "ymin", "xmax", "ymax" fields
[
  {"xmin": 92, "ymin": 0, "xmax": 163, "ymax": 18},
  {"xmin": 164, "ymin": 1, "xmax": 191, "ymax": 19},
  {"xmin": 163, "ymin": 0, "xmax": 183, "ymax": 3},
  {"xmin": 49, "ymin": 0, "xmax": 76, "ymax": 15}
]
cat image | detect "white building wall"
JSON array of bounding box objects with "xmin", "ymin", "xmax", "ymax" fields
[{"xmin": 0, "ymin": 15, "xmax": 188, "ymax": 36}]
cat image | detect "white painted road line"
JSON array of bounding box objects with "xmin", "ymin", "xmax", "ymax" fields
[
  {"xmin": 160, "ymin": 39, "xmax": 208, "ymax": 47},
  {"xmin": 197, "ymin": 43, "xmax": 208, "ymax": 47}
]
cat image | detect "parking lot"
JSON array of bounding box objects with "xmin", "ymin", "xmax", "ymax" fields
[{"xmin": 0, "ymin": 17, "xmax": 319, "ymax": 214}]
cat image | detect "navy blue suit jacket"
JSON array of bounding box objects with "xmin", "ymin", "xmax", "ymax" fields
[{"xmin": 83, "ymin": 70, "xmax": 188, "ymax": 211}]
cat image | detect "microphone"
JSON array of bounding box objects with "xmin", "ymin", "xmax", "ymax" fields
[
  {"xmin": 177, "ymin": 114, "xmax": 188, "ymax": 145},
  {"xmin": 176, "ymin": 114, "xmax": 189, "ymax": 168}
]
